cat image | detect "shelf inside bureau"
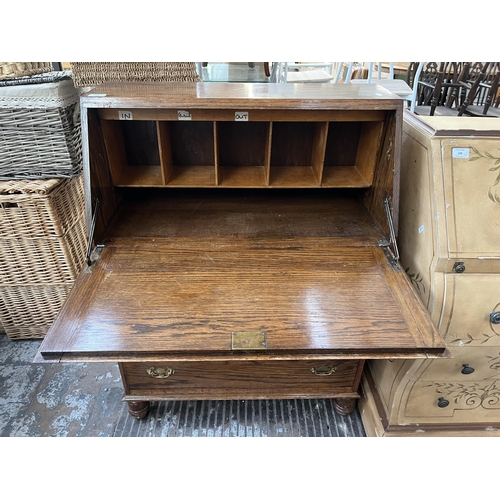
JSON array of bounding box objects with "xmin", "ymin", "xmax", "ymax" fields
[{"xmin": 103, "ymin": 188, "xmax": 382, "ymax": 241}]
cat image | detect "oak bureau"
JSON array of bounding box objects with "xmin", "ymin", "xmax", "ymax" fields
[{"xmin": 36, "ymin": 82, "xmax": 448, "ymax": 419}]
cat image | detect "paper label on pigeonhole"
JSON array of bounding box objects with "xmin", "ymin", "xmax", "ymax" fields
[
  {"xmin": 118, "ymin": 110, "xmax": 133, "ymax": 120},
  {"xmin": 235, "ymin": 112, "xmax": 249, "ymax": 121},
  {"xmin": 178, "ymin": 110, "xmax": 192, "ymax": 121}
]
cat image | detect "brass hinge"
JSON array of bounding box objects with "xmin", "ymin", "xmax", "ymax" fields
[{"xmin": 85, "ymin": 244, "xmax": 105, "ymax": 273}]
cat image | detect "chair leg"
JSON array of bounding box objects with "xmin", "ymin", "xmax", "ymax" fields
[
  {"xmin": 458, "ymin": 72, "xmax": 485, "ymax": 116},
  {"xmin": 483, "ymin": 72, "xmax": 500, "ymax": 115},
  {"xmin": 430, "ymin": 72, "xmax": 445, "ymax": 116}
]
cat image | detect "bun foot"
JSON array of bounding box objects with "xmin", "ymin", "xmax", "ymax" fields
[
  {"xmin": 333, "ymin": 398, "xmax": 356, "ymax": 416},
  {"xmin": 127, "ymin": 401, "xmax": 150, "ymax": 419}
]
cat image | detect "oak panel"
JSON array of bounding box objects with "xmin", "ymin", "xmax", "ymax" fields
[
  {"xmin": 101, "ymin": 189, "xmax": 383, "ymax": 242},
  {"xmin": 39, "ymin": 241, "xmax": 445, "ymax": 359},
  {"xmin": 86, "ymin": 82, "xmax": 402, "ymax": 111},
  {"xmin": 98, "ymin": 108, "xmax": 389, "ymax": 122}
]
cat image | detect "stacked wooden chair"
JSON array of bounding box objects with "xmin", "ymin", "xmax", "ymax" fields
[
  {"xmin": 411, "ymin": 62, "xmax": 500, "ymax": 117},
  {"xmin": 461, "ymin": 63, "xmax": 500, "ymax": 117}
]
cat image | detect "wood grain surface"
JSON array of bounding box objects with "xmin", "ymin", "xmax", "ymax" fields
[
  {"xmin": 120, "ymin": 359, "xmax": 363, "ymax": 400},
  {"xmin": 83, "ymin": 82, "xmax": 403, "ymax": 111},
  {"xmin": 39, "ymin": 190, "xmax": 445, "ymax": 361}
]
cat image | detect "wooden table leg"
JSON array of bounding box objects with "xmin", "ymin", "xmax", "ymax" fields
[
  {"xmin": 333, "ymin": 398, "xmax": 357, "ymax": 416},
  {"xmin": 127, "ymin": 400, "xmax": 150, "ymax": 419}
]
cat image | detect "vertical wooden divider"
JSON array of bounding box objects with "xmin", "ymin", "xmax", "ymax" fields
[
  {"xmin": 213, "ymin": 121, "xmax": 219, "ymax": 186},
  {"xmin": 264, "ymin": 122, "xmax": 273, "ymax": 186},
  {"xmin": 88, "ymin": 111, "xmax": 120, "ymax": 241},
  {"xmin": 311, "ymin": 122, "xmax": 329, "ymax": 186},
  {"xmin": 363, "ymin": 112, "xmax": 397, "ymax": 240},
  {"xmin": 100, "ymin": 120, "xmax": 128, "ymax": 185},
  {"xmin": 157, "ymin": 121, "xmax": 173, "ymax": 185},
  {"xmin": 356, "ymin": 121, "xmax": 385, "ymax": 186}
]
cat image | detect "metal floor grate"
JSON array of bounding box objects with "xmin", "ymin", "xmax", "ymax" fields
[{"xmin": 114, "ymin": 398, "xmax": 366, "ymax": 437}]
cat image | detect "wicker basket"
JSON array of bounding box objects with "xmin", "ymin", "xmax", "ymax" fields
[
  {"xmin": 0, "ymin": 70, "xmax": 72, "ymax": 88},
  {"xmin": 0, "ymin": 284, "xmax": 72, "ymax": 339},
  {"xmin": 0, "ymin": 176, "xmax": 84, "ymax": 238},
  {"xmin": 0, "ymin": 215, "xmax": 87, "ymax": 285},
  {"xmin": 70, "ymin": 62, "xmax": 201, "ymax": 87},
  {"xmin": 0, "ymin": 62, "xmax": 53, "ymax": 81},
  {"xmin": 0, "ymin": 175, "xmax": 86, "ymax": 339},
  {"xmin": 0, "ymin": 78, "xmax": 82, "ymax": 179}
]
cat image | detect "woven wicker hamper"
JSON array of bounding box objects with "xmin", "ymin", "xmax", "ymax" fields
[
  {"xmin": 70, "ymin": 62, "xmax": 201, "ymax": 87},
  {"xmin": 0, "ymin": 176, "xmax": 87, "ymax": 339},
  {"xmin": 0, "ymin": 78, "xmax": 82, "ymax": 179},
  {"xmin": 0, "ymin": 176, "xmax": 84, "ymax": 237},
  {"xmin": 0, "ymin": 62, "xmax": 53, "ymax": 81},
  {"xmin": 0, "ymin": 284, "xmax": 73, "ymax": 340},
  {"xmin": 0, "ymin": 176, "xmax": 87, "ymax": 284},
  {"xmin": 0, "ymin": 216, "xmax": 87, "ymax": 285}
]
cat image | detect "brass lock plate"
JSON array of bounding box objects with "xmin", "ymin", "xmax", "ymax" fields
[{"xmin": 232, "ymin": 331, "xmax": 267, "ymax": 350}]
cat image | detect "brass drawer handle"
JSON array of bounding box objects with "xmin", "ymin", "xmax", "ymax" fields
[
  {"xmin": 311, "ymin": 366, "xmax": 337, "ymax": 376},
  {"xmin": 147, "ymin": 367, "xmax": 175, "ymax": 379}
]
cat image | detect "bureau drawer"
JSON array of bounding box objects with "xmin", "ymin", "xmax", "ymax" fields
[
  {"xmin": 401, "ymin": 379, "xmax": 500, "ymax": 423},
  {"xmin": 120, "ymin": 359, "xmax": 363, "ymax": 400},
  {"xmin": 440, "ymin": 274, "xmax": 500, "ymax": 346},
  {"xmin": 400, "ymin": 346, "xmax": 500, "ymax": 422},
  {"xmin": 409, "ymin": 345, "xmax": 499, "ymax": 382}
]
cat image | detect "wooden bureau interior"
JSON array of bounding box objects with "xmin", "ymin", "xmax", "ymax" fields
[{"xmin": 37, "ymin": 83, "xmax": 448, "ymax": 417}]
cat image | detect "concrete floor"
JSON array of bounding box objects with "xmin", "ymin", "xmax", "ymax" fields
[
  {"xmin": 0, "ymin": 334, "xmax": 124, "ymax": 437},
  {"xmin": 0, "ymin": 333, "xmax": 366, "ymax": 437}
]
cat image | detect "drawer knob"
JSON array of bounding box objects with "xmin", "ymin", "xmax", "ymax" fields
[
  {"xmin": 311, "ymin": 366, "xmax": 337, "ymax": 376},
  {"xmin": 490, "ymin": 311, "xmax": 500, "ymax": 324},
  {"xmin": 461, "ymin": 364, "xmax": 475, "ymax": 375},
  {"xmin": 437, "ymin": 397, "xmax": 450, "ymax": 408},
  {"xmin": 453, "ymin": 262, "xmax": 466, "ymax": 273},
  {"xmin": 147, "ymin": 367, "xmax": 175, "ymax": 378}
]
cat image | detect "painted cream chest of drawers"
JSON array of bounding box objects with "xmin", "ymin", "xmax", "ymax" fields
[{"xmin": 360, "ymin": 111, "xmax": 500, "ymax": 437}]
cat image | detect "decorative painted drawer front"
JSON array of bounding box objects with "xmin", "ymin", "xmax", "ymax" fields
[
  {"xmin": 441, "ymin": 138, "xmax": 500, "ymax": 259},
  {"xmin": 440, "ymin": 274, "xmax": 500, "ymax": 347},
  {"xmin": 405, "ymin": 272, "xmax": 500, "ymax": 422},
  {"xmin": 401, "ymin": 346, "xmax": 500, "ymax": 422}
]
